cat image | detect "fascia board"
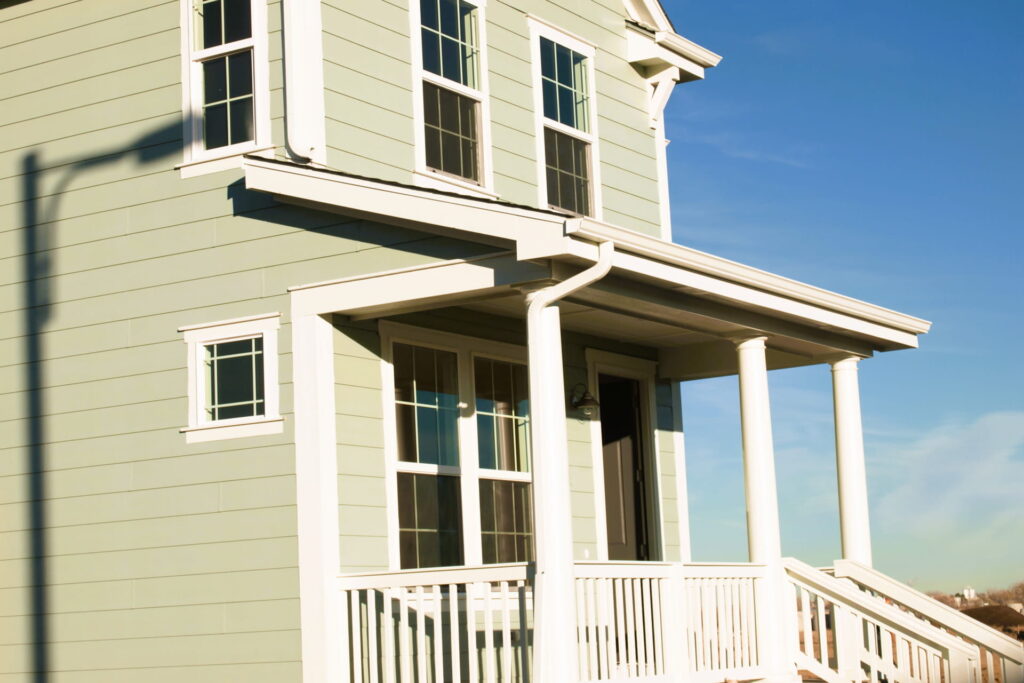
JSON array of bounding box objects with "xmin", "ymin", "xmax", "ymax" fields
[
  {"xmin": 655, "ymin": 30, "xmax": 722, "ymax": 68},
  {"xmin": 566, "ymin": 219, "xmax": 931, "ymax": 337},
  {"xmin": 243, "ymin": 158, "xmax": 567, "ymax": 259}
]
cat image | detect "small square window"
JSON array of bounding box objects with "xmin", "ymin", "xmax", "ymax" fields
[{"xmin": 180, "ymin": 313, "xmax": 282, "ymax": 443}]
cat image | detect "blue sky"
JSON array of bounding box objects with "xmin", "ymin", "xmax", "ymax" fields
[{"xmin": 661, "ymin": 1, "xmax": 1024, "ymax": 591}]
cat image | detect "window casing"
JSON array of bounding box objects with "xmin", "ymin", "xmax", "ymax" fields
[
  {"xmin": 383, "ymin": 324, "xmax": 533, "ymax": 570},
  {"xmin": 411, "ymin": 0, "xmax": 496, "ymax": 197},
  {"xmin": 180, "ymin": 0, "xmax": 271, "ymax": 173},
  {"xmin": 180, "ymin": 313, "xmax": 282, "ymax": 443},
  {"xmin": 528, "ymin": 18, "xmax": 602, "ymax": 218}
]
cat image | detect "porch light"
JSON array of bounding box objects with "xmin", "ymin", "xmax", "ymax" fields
[{"xmin": 569, "ymin": 383, "xmax": 600, "ymax": 417}]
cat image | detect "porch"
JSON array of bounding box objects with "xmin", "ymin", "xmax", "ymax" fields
[{"xmin": 254, "ymin": 159, "xmax": 1023, "ymax": 682}]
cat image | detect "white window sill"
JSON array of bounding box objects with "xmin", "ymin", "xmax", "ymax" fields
[
  {"xmin": 180, "ymin": 415, "xmax": 284, "ymax": 443},
  {"xmin": 177, "ymin": 144, "xmax": 275, "ymax": 179},
  {"xmin": 413, "ymin": 169, "xmax": 500, "ymax": 201}
]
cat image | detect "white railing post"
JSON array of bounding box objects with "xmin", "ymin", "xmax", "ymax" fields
[
  {"xmin": 831, "ymin": 356, "xmax": 873, "ymax": 567},
  {"xmin": 662, "ymin": 564, "xmax": 688, "ymax": 680}
]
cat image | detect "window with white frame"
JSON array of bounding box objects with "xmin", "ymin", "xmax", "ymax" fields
[
  {"xmin": 413, "ymin": 0, "xmax": 493, "ymax": 190},
  {"xmin": 385, "ymin": 327, "xmax": 533, "ymax": 569},
  {"xmin": 529, "ymin": 20, "xmax": 600, "ymax": 217},
  {"xmin": 180, "ymin": 314, "xmax": 282, "ymax": 443},
  {"xmin": 181, "ymin": 0, "xmax": 270, "ymax": 165}
]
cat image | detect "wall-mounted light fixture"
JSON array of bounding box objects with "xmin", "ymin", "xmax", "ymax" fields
[{"xmin": 569, "ymin": 383, "xmax": 600, "ymax": 417}]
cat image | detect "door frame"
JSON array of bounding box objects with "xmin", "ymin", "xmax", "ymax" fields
[{"xmin": 585, "ymin": 349, "xmax": 663, "ymax": 562}]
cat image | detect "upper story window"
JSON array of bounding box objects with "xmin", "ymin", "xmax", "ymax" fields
[
  {"xmin": 383, "ymin": 325, "xmax": 533, "ymax": 570},
  {"xmin": 529, "ymin": 19, "xmax": 601, "ymax": 217},
  {"xmin": 179, "ymin": 314, "xmax": 283, "ymax": 443},
  {"xmin": 179, "ymin": 0, "xmax": 271, "ymax": 175},
  {"xmin": 412, "ymin": 0, "xmax": 496, "ymax": 197}
]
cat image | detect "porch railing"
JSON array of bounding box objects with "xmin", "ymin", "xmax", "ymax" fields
[
  {"xmin": 338, "ymin": 563, "xmax": 532, "ymax": 683},
  {"xmin": 338, "ymin": 561, "xmax": 768, "ymax": 683}
]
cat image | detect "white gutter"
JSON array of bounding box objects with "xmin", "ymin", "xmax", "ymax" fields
[
  {"xmin": 565, "ymin": 219, "xmax": 932, "ymax": 335},
  {"xmin": 281, "ymin": 0, "xmax": 327, "ymax": 164},
  {"xmin": 527, "ymin": 241, "xmax": 613, "ymax": 683}
]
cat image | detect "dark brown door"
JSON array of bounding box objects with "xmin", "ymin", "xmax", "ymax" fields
[{"xmin": 599, "ymin": 375, "xmax": 650, "ymax": 561}]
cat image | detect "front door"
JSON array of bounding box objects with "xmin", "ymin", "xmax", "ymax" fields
[{"xmin": 599, "ymin": 374, "xmax": 651, "ymax": 561}]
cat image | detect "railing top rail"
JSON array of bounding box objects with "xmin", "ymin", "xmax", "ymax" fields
[
  {"xmin": 783, "ymin": 558, "xmax": 977, "ymax": 658},
  {"xmin": 572, "ymin": 560, "xmax": 767, "ymax": 580},
  {"xmin": 337, "ymin": 562, "xmax": 530, "ymax": 590},
  {"xmin": 833, "ymin": 559, "xmax": 1024, "ymax": 662}
]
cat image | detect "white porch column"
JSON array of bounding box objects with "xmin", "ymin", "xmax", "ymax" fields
[
  {"xmin": 831, "ymin": 356, "xmax": 873, "ymax": 566},
  {"xmin": 735, "ymin": 336, "xmax": 799, "ymax": 683},
  {"xmin": 735, "ymin": 336, "xmax": 782, "ymax": 562},
  {"xmin": 526, "ymin": 296, "xmax": 578, "ymax": 683}
]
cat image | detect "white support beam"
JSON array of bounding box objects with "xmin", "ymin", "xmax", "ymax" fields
[
  {"xmin": 293, "ymin": 313, "xmax": 343, "ymax": 683},
  {"xmin": 831, "ymin": 356, "xmax": 873, "ymax": 566}
]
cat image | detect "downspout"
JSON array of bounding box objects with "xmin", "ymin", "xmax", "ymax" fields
[
  {"xmin": 281, "ymin": 0, "xmax": 326, "ymax": 164},
  {"xmin": 527, "ymin": 240, "xmax": 614, "ymax": 683}
]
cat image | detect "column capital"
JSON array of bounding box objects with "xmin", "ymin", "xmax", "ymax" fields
[
  {"xmin": 727, "ymin": 332, "xmax": 769, "ymax": 349},
  {"xmin": 822, "ymin": 353, "xmax": 868, "ymax": 369}
]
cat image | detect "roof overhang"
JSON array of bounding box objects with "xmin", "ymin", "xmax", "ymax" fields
[{"xmin": 243, "ymin": 157, "xmax": 931, "ymax": 369}]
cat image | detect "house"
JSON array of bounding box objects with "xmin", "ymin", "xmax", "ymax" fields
[{"xmin": 1, "ymin": 0, "xmax": 1022, "ymax": 682}]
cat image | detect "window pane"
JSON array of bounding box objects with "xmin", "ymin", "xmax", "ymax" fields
[
  {"xmin": 205, "ymin": 337, "xmax": 263, "ymax": 421},
  {"xmin": 421, "ymin": 28, "xmax": 441, "ymax": 76},
  {"xmin": 425, "ymin": 125, "xmax": 442, "ymax": 170},
  {"xmin": 202, "ymin": 0, "xmax": 223, "ymax": 49},
  {"xmin": 512, "ymin": 363, "xmax": 529, "ymax": 418},
  {"xmin": 204, "ymin": 103, "xmax": 229, "ymax": 149},
  {"xmin": 558, "ymin": 85, "xmax": 576, "ymax": 128},
  {"xmin": 474, "ymin": 357, "xmax": 494, "ymax": 412},
  {"xmin": 396, "ymin": 404, "xmax": 417, "ymax": 462},
  {"xmin": 393, "ymin": 343, "xmax": 415, "ymax": 402},
  {"xmin": 439, "ymin": 0, "xmax": 458, "ymax": 38},
  {"xmin": 229, "ymin": 97, "xmax": 254, "ymax": 145},
  {"xmin": 213, "ymin": 354, "xmax": 254, "ymax": 406},
  {"xmin": 228, "ymin": 51, "xmax": 253, "ymax": 97},
  {"xmin": 441, "ymin": 36, "xmax": 462, "ymax": 83},
  {"xmin": 540, "ymin": 38, "xmax": 555, "ymax": 80},
  {"xmin": 398, "ymin": 473, "xmax": 463, "ymax": 569},
  {"xmin": 542, "ymin": 79, "xmax": 558, "ymax": 121},
  {"xmin": 477, "ymin": 413, "xmax": 496, "ymax": 469},
  {"xmin": 223, "ymin": 0, "xmax": 252, "ymax": 42},
  {"xmin": 204, "ymin": 57, "xmax": 227, "ymax": 104},
  {"xmin": 421, "ymin": 0, "xmax": 438, "ymax": 30},
  {"xmin": 555, "ymin": 44, "xmax": 573, "ymax": 87}
]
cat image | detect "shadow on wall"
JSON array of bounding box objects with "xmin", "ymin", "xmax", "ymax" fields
[{"xmin": 19, "ymin": 122, "xmax": 182, "ymax": 682}]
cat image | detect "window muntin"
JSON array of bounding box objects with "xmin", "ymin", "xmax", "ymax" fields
[
  {"xmin": 474, "ymin": 357, "xmax": 530, "ymax": 473},
  {"xmin": 202, "ymin": 51, "xmax": 254, "ymax": 149},
  {"xmin": 398, "ymin": 473, "xmax": 464, "ymax": 569},
  {"xmin": 423, "ymin": 83, "xmax": 480, "ymax": 182},
  {"xmin": 540, "ymin": 37, "xmax": 589, "ymax": 132},
  {"xmin": 544, "ymin": 127, "xmax": 591, "ymax": 216},
  {"xmin": 415, "ymin": 0, "xmax": 488, "ymax": 186},
  {"xmin": 420, "ymin": 0, "xmax": 479, "ymax": 89},
  {"xmin": 180, "ymin": 313, "xmax": 281, "ymax": 443},
  {"xmin": 479, "ymin": 479, "xmax": 533, "ymax": 564},
  {"xmin": 388, "ymin": 334, "xmax": 533, "ymax": 569},
  {"xmin": 393, "ymin": 343, "xmax": 461, "ymax": 467},
  {"xmin": 204, "ymin": 336, "xmax": 264, "ymax": 420}
]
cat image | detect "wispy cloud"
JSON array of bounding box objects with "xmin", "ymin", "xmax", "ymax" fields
[
  {"xmin": 677, "ymin": 130, "xmax": 812, "ymax": 168},
  {"xmin": 871, "ymin": 411, "xmax": 1024, "ymax": 589}
]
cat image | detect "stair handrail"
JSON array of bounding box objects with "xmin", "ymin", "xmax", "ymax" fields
[
  {"xmin": 833, "ymin": 559, "xmax": 1024, "ymax": 665},
  {"xmin": 783, "ymin": 558, "xmax": 977, "ymax": 659}
]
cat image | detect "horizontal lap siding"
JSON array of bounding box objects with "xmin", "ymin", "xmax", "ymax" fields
[{"xmin": 0, "ymin": 1, "xmax": 493, "ymax": 679}]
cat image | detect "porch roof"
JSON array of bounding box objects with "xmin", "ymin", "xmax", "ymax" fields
[{"xmin": 244, "ymin": 157, "xmax": 930, "ymax": 379}]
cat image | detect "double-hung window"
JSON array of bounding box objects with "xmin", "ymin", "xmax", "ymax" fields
[
  {"xmin": 181, "ymin": 0, "xmax": 270, "ymax": 171},
  {"xmin": 385, "ymin": 326, "xmax": 533, "ymax": 569},
  {"xmin": 529, "ymin": 20, "xmax": 600, "ymax": 217},
  {"xmin": 414, "ymin": 0, "xmax": 493, "ymax": 193}
]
